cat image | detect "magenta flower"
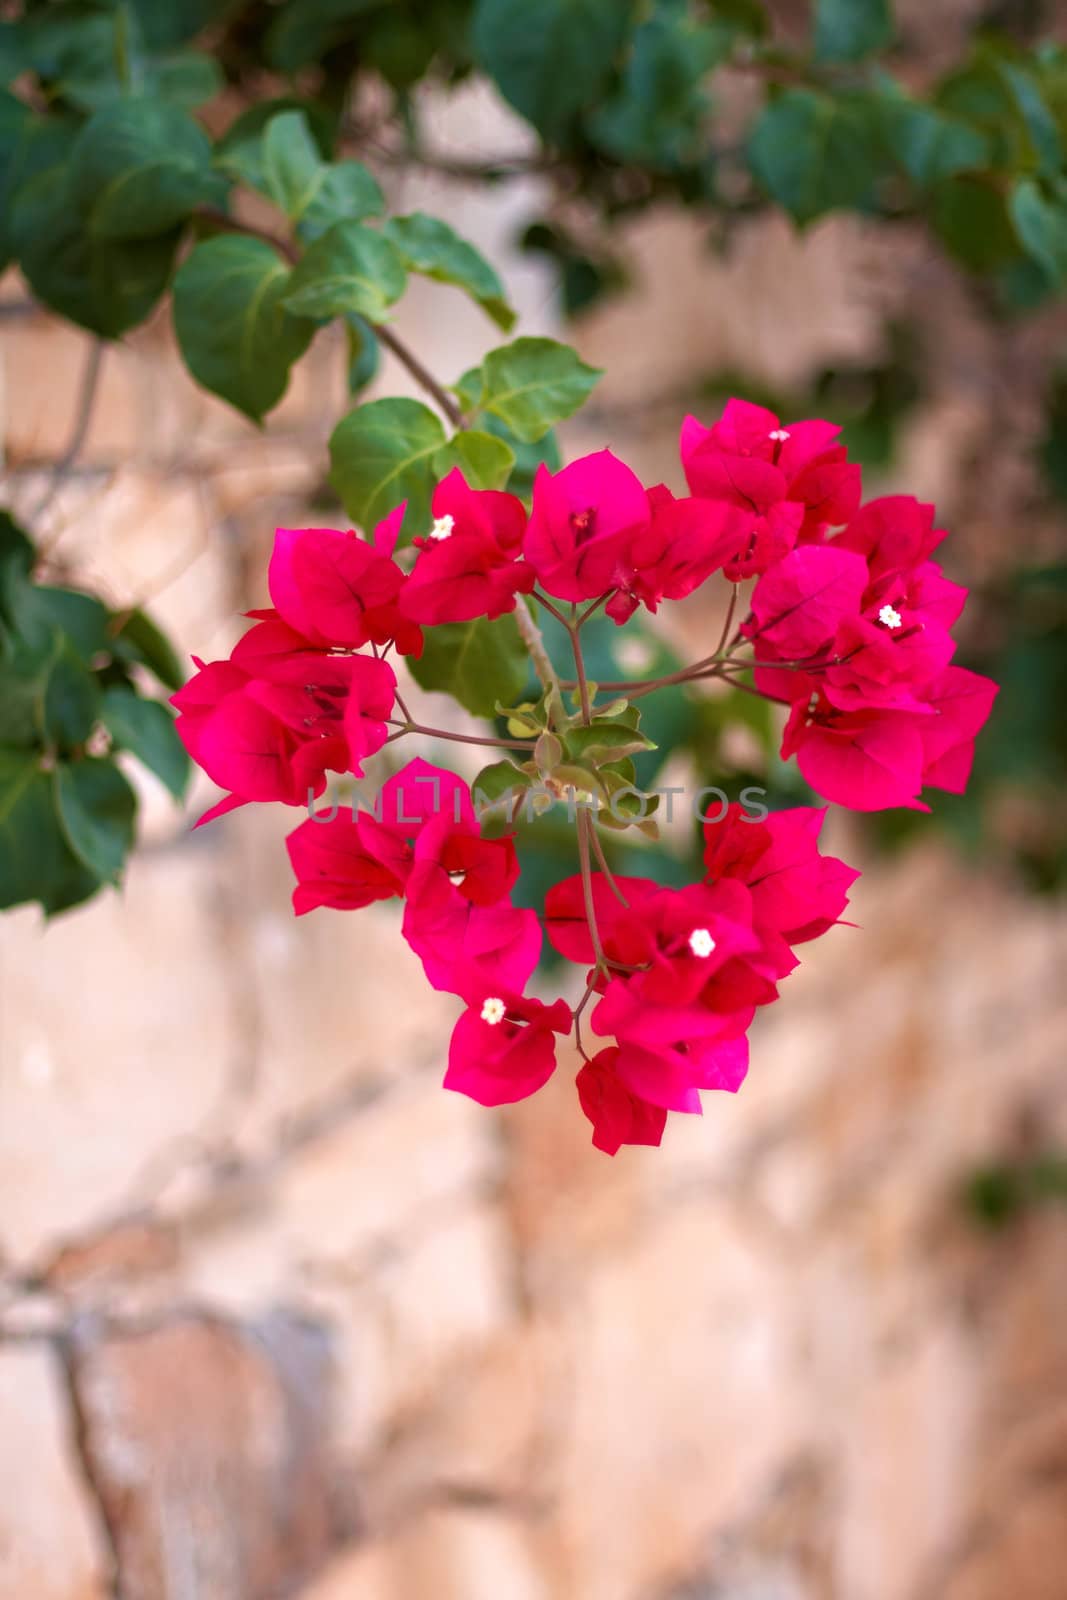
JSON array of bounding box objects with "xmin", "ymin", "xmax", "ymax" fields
[
  {"xmin": 286, "ymin": 807, "xmax": 411, "ymax": 915},
  {"xmin": 680, "ymin": 399, "xmax": 861, "ymax": 579},
  {"xmin": 703, "ymin": 802, "xmax": 859, "ymax": 949},
  {"xmin": 576, "ymin": 1047, "xmax": 667, "ymax": 1155},
  {"xmin": 172, "ymin": 621, "xmax": 396, "ymax": 825},
  {"xmin": 606, "ymin": 484, "xmax": 751, "ymax": 623},
  {"xmin": 267, "ymin": 505, "xmax": 422, "ymax": 658},
  {"xmin": 745, "ymin": 492, "xmax": 998, "ymax": 810},
  {"xmin": 524, "ymin": 449, "xmax": 649, "ymax": 602},
  {"xmin": 444, "ymin": 988, "xmax": 571, "ymax": 1107},
  {"xmin": 399, "ymin": 468, "xmax": 534, "ymax": 624}
]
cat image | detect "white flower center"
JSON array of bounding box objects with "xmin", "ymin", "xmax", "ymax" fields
[
  {"xmin": 429, "ymin": 514, "xmax": 455, "ymax": 541},
  {"xmin": 768, "ymin": 428, "xmax": 790, "ymax": 442},
  {"xmin": 878, "ymin": 604, "xmax": 903, "ymax": 630},
  {"xmin": 689, "ymin": 928, "xmax": 716, "ymax": 959},
  {"xmin": 480, "ymin": 996, "xmax": 506, "ymax": 1025}
]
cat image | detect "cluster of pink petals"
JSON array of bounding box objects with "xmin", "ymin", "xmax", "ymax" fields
[
  {"xmin": 743, "ymin": 496, "xmax": 999, "ymax": 810},
  {"xmin": 547, "ymin": 803, "xmax": 858, "ymax": 1153},
  {"xmin": 287, "ymin": 758, "xmax": 569, "ymax": 1105},
  {"xmin": 170, "ymin": 395, "xmax": 998, "ymax": 1155}
]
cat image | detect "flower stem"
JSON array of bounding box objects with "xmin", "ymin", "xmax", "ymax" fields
[
  {"xmin": 385, "ymin": 719, "xmax": 535, "ymax": 751},
  {"xmin": 514, "ymin": 600, "xmax": 565, "ymax": 726}
]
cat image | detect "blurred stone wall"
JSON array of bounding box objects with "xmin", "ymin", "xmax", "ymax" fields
[{"xmin": 2, "ymin": 83, "xmax": 1067, "ymax": 1600}]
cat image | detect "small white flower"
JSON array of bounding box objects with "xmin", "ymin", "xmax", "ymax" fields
[
  {"xmin": 429, "ymin": 514, "xmax": 455, "ymax": 541},
  {"xmin": 688, "ymin": 928, "xmax": 716, "ymax": 959},
  {"xmin": 768, "ymin": 428, "xmax": 790, "ymax": 442},
  {"xmin": 878, "ymin": 604, "xmax": 903, "ymax": 630},
  {"xmin": 480, "ymin": 997, "xmax": 506, "ymax": 1026}
]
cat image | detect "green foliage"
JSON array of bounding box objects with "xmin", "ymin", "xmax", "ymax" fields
[
  {"xmin": 383, "ymin": 213, "xmax": 515, "ymax": 330},
  {"xmin": 330, "ymin": 397, "xmax": 448, "ymax": 533},
  {"xmin": 408, "ymin": 613, "xmax": 529, "ymax": 717},
  {"xmin": 471, "ymin": 0, "xmax": 635, "ymax": 143},
  {"xmin": 748, "ymin": 89, "xmax": 884, "ymax": 225},
  {"xmin": 4, "ymin": 0, "xmax": 1067, "ymax": 915},
  {"xmin": 283, "ymin": 219, "xmax": 407, "ymax": 320},
  {"xmin": 173, "ymin": 236, "xmax": 315, "ymax": 421},
  {"xmin": 0, "ymin": 513, "xmax": 189, "ymax": 916},
  {"xmin": 462, "ymin": 338, "xmax": 602, "ymax": 443},
  {"xmin": 814, "ymin": 0, "xmax": 893, "ymax": 63},
  {"xmin": 71, "ymin": 100, "xmax": 227, "ymax": 239}
]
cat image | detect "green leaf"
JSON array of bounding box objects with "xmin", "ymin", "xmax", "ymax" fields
[
  {"xmin": 70, "ymin": 100, "xmax": 227, "ymax": 240},
  {"xmin": 110, "ymin": 607, "xmax": 185, "ymax": 691},
  {"xmin": 814, "ymin": 0, "xmax": 893, "ymax": 62},
  {"xmin": 172, "ymin": 236, "xmax": 316, "ymax": 421},
  {"xmin": 329, "ymin": 397, "xmax": 447, "ymax": 535},
  {"xmin": 54, "ymin": 757, "xmax": 136, "ymax": 884},
  {"xmin": 222, "ymin": 110, "xmax": 383, "ymax": 242},
  {"xmin": 0, "ymin": 509, "xmax": 34, "ymax": 580},
  {"xmin": 436, "ymin": 429, "xmax": 516, "ymax": 490},
  {"xmin": 101, "ymin": 686, "xmax": 189, "ymax": 798},
  {"xmin": 471, "ymin": 0, "xmax": 636, "ymax": 142},
  {"xmin": 283, "ymin": 219, "xmax": 407, "ymax": 321},
  {"xmin": 12, "ymin": 162, "xmax": 179, "ymax": 337},
  {"xmin": 5, "ymin": 580, "xmax": 112, "ymax": 661},
  {"xmin": 748, "ymin": 88, "xmax": 886, "ymax": 225},
  {"xmin": 472, "ymin": 759, "xmax": 532, "ymax": 806},
  {"xmin": 297, "ymin": 161, "xmax": 385, "ymax": 242},
  {"xmin": 265, "ymin": 0, "xmax": 383, "ymax": 72},
  {"xmin": 474, "ymin": 337, "xmax": 602, "ymax": 443},
  {"xmin": 43, "ymin": 640, "xmax": 102, "ymax": 748},
  {"xmin": 408, "ymin": 613, "xmax": 528, "ymax": 718},
  {"xmin": 877, "ymin": 91, "xmax": 991, "ymax": 185},
  {"xmin": 261, "ymin": 111, "xmax": 384, "ymax": 238},
  {"xmin": 383, "ymin": 212, "xmax": 515, "ymax": 330},
  {"xmin": 1010, "ymin": 179, "xmax": 1067, "ymax": 284},
  {"xmin": 0, "ymin": 750, "xmax": 100, "ymax": 915},
  {"xmin": 930, "ymin": 176, "xmax": 1020, "ymax": 272},
  {"xmin": 589, "ymin": 1, "xmax": 724, "ymax": 169},
  {"xmin": 0, "ymin": 90, "xmax": 33, "ymax": 268},
  {"xmin": 345, "ymin": 313, "xmax": 380, "ymax": 396}
]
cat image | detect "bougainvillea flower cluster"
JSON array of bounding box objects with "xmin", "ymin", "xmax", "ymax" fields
[{"xmin": 174, "ymin": 397, "xmax": 996, "ymax": 1153}]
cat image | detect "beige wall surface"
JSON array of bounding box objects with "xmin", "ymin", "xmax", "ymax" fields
[{"xmin": 2, "ymin": 82, "xmax": 1067, "ymax": 1600}]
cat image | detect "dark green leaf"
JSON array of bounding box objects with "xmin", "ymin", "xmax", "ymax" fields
[
  {"xmin": 283, "ymin": 219, "xmax": 406, "ymax": 320},
  {"xmin": 930, "ymin": 175, "xmax": 1021, "ymax": 272},
  {"xmin": 748, "ymin": 89, "xmax": 885, "ymax": 225},
  {"xmin": 0, "ymin": 510, "xmax": 35, "ymax": 580},
  {"xmin": 102, "ymin": 686, "xmax": 189, "ymax": 798},
  {"xmin": 1010, "ymin": 179, "xmax": 1067, "ymax": 284},
  {"xmin": 110, "ymin": 607, "xmax": 185, "ymax": 691},
  {"xmin": 345, "ymin": 313, "xmax": 380, "ymax": 396},
  {"xmin": 12, "ymin": 163, "xmax": 179, "ymax": 337},
  {"xmin": 471, "ymin": 0, "xmax": 636, "ymax": 142},
  {"xmin": 222, "ymin": 109, "xmax": 383, "ymax": 242},
  {"xmin": 71, "ymin": 100, "xmax": 226, "ymax": 240},
  {"xmin": 54, "ymin": 757, "xmax": 136, "ymax": 883},
  {"xmin": 878, "ymin": 90, "xmax": 991, "ymax": 185},
  {"xmin": 172, "ymin": 235, "xmax": 316, "ymax": 421},
  {"xmin": 408, "ymin": 611, "xmax": 528, "ymax": 718},
  {"xmin": 383, "ymin": 212, "xmax": 515, "ymax": 330},
  {"xmin": 265, "ymin": 0, "xmax": 383, "ymax": 72},
  {"xmin": 329, "ymin": 397, "xmax": 447, "ymax": 534},
  {"xmin": 42, "ymin": 640, "xmax": 101, "ymax": 748},
  {"xmin": 814, "ymin": 0, "xmax": 893, "ymax": 63},
  {"xmin": 7, "ymin": 581, "xmax": 112, "ymax": 661},
  {"xmin": 474, "ymin": 337, "xmax": 602, "ymax": 443},
  {"xmin": 0, "ymin": 750, "xmax": 100, "ymax": 914},
  {"xmin": 590, "ymin": 2, "xmax": 724, "ymax": 169}
]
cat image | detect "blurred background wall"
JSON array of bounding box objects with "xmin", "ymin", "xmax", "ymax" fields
[{"xmin": 2, "ymin": 69, "xmax": 1067, "ymax": 1600}]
